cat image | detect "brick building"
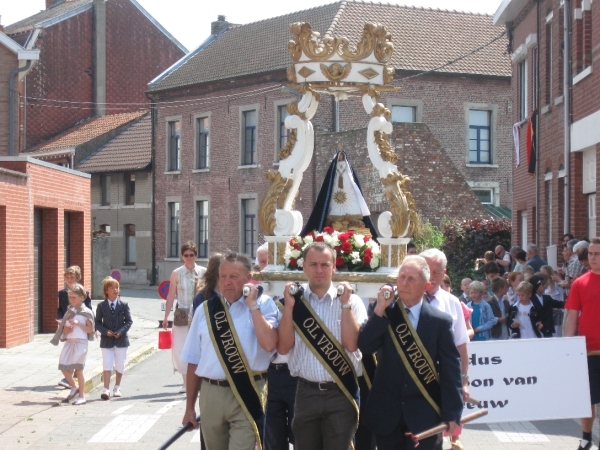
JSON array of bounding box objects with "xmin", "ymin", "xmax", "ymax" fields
[
  {"xmin": 147, "ymin": 2, "xmax": 511, "ymax": 279},
  {"xmin": 3, "ymin": 0, "xmax": 186, "ymax": 152},
  {"xmin": 494, "ymin": 0, "xmax": 599, "ymax": 263},
  {"xmin": 0, "ymin": 157, "xmax": 91, "ymax": 347}
]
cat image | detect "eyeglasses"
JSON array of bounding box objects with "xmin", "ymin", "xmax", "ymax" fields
[{"xmin": 182, "ymin": 253, "xmax": 196, "ymax": 258}]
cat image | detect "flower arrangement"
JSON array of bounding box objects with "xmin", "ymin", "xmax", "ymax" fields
[{"xmin": 284, "ymin": 227, "xmax": 381, "ymax": 271}]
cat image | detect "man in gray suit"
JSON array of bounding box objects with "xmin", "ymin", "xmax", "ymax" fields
[{"xmin": 358, "ymin": 256, "xmax": 463, "ymax": 449}]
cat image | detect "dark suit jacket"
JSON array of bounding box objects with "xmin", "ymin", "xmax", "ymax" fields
[
  {"xmin": 507, "ymin": 301, "xmax": 543, "ymax": 338},
  {"xmin": 57, "ymin": 288, "xmax": 92, "ymax": 319},
  {"xmin": 531, "ymin": 294, "xmax": 564, "ymax": 337},
  {"xmin": 95, "ymin": 299, "xmax": 133, "ymax": 348},
  {"xmin": 357, "ymin": 301, "xmax": 463, "ymax": 437},
  {"xmin": 525, "ymin": 255, "xmax": 547, "ymax": 272}
]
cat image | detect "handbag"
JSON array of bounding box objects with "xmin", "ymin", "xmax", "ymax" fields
[{"xmin": 173, "ymin": 306, "xmax": 189, "ymax": 327}]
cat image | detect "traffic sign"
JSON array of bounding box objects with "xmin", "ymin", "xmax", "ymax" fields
[
  {"xmin": 111, "ymin": 270, "xmax": 121, "ymax": 282},
  {"xmin": 158, "ymin": 280, "xmax": 171, "ymax": 300}
]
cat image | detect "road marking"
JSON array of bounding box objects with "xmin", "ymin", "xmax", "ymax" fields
[
  {"xmin": 488, "ymin": 421, "xmax": 551, "ymax": 443},
  {"xmin": 155, "ymin": 400, "xmax": 182, "ymax": 415},
  {"xmin": 89, "ymin": 414, "xmax": 161, "ymax": 443},
  {"xmin": 112, "ymin": 404, "xmax": 134, "ymax": 415}
]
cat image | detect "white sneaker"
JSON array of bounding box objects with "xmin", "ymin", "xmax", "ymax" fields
[
  {"xmin": 178, "ymin": 384, "xmax": 186, "ymax": 393},
  {"xmin": 73, "ymin": 397, "xmax": 86, "ymax": 405},
  {"xmin": 113, "ymin": 386, "xmax": 122, "ymax": 398},
  {"xmin": 100, "ymin": 387, "xmax": 111, "ymax": 400},
  {"xmin": 66, "ymin": 387, "xmax": 78, "ymax": 401}
]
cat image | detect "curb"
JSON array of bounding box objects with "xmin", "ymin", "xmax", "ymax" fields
[{"xmin": 83, "ymin": 343, "xmax": 157, "ymax": 393}]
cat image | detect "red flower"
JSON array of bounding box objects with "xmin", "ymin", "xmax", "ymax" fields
[
  {"xmin": 290, "ymin": 258, "xmax": 298, "ymax": 267},
  {"xmin": 293, "ymin": 244, "xmax": 301, "ymax": 250},
  {"xmin": 338, "ymin": 233, "xmax": 349, "ymax": 241},
  {"xmin": 364, "ymin": 236, "xmax": 370, "ymax": 242},
  {"xmin": 364, "ymin": 247, "xmax": 373, "ymax": 256},
  {"xmin": 323, "ymin": 227, "xmax": 334, "ymax": 234},
  {"xmin": 306, "ymin": 231, "xmax": 315, "ymax": 238},
  {"xmin": 363, "ymin": 255, "xmax": 372, "ymax": 264},
  {"xmin": 347, "ymin": 230, "xmax": 356, "ymax": 236},
  {"xmin": 336, "ymin": 256, "xmax": 345, "ymax": 267},
  {"xmin": 341, "ymin": 241, "xmax": 352, "ymax": 252},
  {"xmin": 316, "ymin": 235, "xmax": 324, "ymax": 242},
  {"xmin": 334, "ymin": 245, "xmax": 342, "ymax": 252}
]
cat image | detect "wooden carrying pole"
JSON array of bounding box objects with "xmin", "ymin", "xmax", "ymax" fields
[{"xmin": 405, "ymin": 409, "xmax": 489, "ymax": 447}]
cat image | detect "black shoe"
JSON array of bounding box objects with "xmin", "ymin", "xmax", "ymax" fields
[{"xmin": 578, "ymin": 440, "xmax": 592, "ymax": 450}]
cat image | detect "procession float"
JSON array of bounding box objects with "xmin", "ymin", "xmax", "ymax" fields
[{"xmin": 254, "ymin": 21, "xmax": 418, "ymax": 298}]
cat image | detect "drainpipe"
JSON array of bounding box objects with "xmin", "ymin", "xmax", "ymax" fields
[
  {"xmin": 9, "ymin": 60, "xmax": 33, "ymax": 156},
  {"xmin": 563, "ymin": 0, "xmax": 572, "ymax": 234},
  {"xmin": 535, "ymin": 0, "xmax": 541, "ymax": 247},
  {"xmin": 146, "ymin": 92, "xmax": 157, "ymax": 285}
]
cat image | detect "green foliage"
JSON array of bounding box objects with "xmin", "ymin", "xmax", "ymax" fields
[
  {"xmin": 411, "ymin": 215, "xmax": 445, "ymax": 253},
  {"xmin": 441, "ymin": 217, "xmax": 512, "ymax": 290}
]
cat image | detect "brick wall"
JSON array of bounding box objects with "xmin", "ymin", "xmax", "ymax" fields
[{"xmin": 0, "ymin": 159, "xmax": 90, "ymax": 347}]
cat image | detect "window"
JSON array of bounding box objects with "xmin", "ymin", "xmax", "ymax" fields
[
  {"xmin": 64, "ymin": 212, "xmax": 70, "ymax": 269},
  {"xmin": 168, "ymin": 202, "xmax": 180, "ymax": 258},
  {"xmin": 196, "ymin": 117, "xmax": 209, "ymax": 169},
  {"xmin": 520, "ymin": 210, "xmax": 528, "ymax": 250},
  {"xmin": 125, "ymin": 224, "xmax": 136, "ymax": 265},
  {"xmin": 546, "ymin": 179, "xmax": 553, "ymax": 247},
  {"xmin": 100, "ymin": 224, "xmax": 111, "ymax": 233},
  {"xmin": 276, "ymin": 105, "xmax": 290, "ymax": 162},
  {"xmin": 473, "ymin": 189, "xmax": 493, "ymax": 204},
  {"xmin": 168, "ymin": 120, "xmax": 181, "ymax": 172},
  {"xmin": 545, "ymin": 21, "xmax": 552, "ymax": 104},
  {"xmin": 468, "ymin": 110, "xmax": 491, "ymax": 164},
  {"xmin": 589, "ymin": 194, "xmax": 597, "ymax": 238},
  {"xmin": 242, "ymin": 110, "xmax": 257, "ymax": 165},
  {"xmin": 197, "ymin": 200, "xmax": 209, "ymax": 258},
  {"xmin": 241, "ymin": 198, "xmax": 257, "ymax": 257},
  {"xmin": 101, "ymin": 174, "xmax": 111, "ymax": 206},
  {"xmin": 518, "ymin": 59, "xmax": 528, "ymax": 121},
  {"xmin": 125, "ymin": 173, "xmax": 135, "ymax": 205},
  {"xmin": 391, "ymin": 105, "xmax": 416, "ymax": 123}
]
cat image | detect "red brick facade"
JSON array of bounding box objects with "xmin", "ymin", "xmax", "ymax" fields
[
  {"xmin": 6, "ymin": 0, "xmax": 185, "ymax": 149},
  {"xmin": 496, "ymin": 0, "xmax": 599, "ymax": 259},
  {"xmin": 0, "ymin": 158, "xmax": 90, "ymax": 348}
]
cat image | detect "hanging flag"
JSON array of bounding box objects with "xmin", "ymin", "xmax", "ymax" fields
[
  {"xmin": 512, "ymin": 122, "xmax": 520, "ymax": 167},
  {"xmin": 526, "ymin": 110, "xmax": 538, "ymax": 176}
]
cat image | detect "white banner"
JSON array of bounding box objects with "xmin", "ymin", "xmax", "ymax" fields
[{"xmin": 466, "ymin": 337, "xmax": 591, "ymax": 423}]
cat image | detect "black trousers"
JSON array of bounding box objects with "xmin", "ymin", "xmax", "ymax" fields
[
  {"xmin": 375, "ymin": 418, "xmax": 442, "ymax": 450},
  {"xmin": 264, "ymin": 364, "xmax": 298, "ymax": 450},
  {"xmin": 355, "ymin": 376, "xmax": 376, "ymax": 450}
]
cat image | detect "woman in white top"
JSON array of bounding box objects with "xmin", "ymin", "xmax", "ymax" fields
[
  {"xmin": 57, "ymin": 284, "xmax": 94, "ymax": 405},
  {"xmin": 163, "ymin": 241, "xmax": 206, "ymax": 393}
]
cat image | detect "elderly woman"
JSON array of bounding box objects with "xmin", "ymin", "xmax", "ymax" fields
[{"xmin": 162, "ymin": 241, "xmax": 206, "ymax": 393}]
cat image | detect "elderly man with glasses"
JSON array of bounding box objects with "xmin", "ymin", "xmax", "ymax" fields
[{"xmin": 494, "ymin": 245, "xmax": 511, "ymax": 275}]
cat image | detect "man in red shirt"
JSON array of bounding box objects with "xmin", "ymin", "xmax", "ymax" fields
[{"xmin": 565, "ymin": 237, "xmax": 600, "ymax": 450}]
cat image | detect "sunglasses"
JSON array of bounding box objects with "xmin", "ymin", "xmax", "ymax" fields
[{"xmin": 183, "ymin": 253, "xmax": 196, "ymax": 258}]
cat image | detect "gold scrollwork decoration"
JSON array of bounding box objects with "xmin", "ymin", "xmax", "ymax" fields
[
  {"xmin": 383, "ymin": 65, "xmax": 395, "ymax": 84},
  {"xmin": 286, "ymin": 102, "xmax": 307, "ymax": 121},
  {"xmin": 287, "ymin": 65, "xmax": 297, "ymax": 83},
  {"xmin": 289, "ymin": 22, "xmax": 337, "ymax": 63},
  {"xmin": 289, "ymin": 22, "xmax": 394, "ymax": 64},
  {"xmin": 371, "ymin": 103, "xmax": 391, "ymax": 121},
  {"xmin": 339, "ymin": 23, "xmax": 394, "ymax": 63},
  {"xmin": 319, "ymin": 63, "xmax": 352, "ymax": 82},
  {"xmin": 258, "ymin": 171, "xmax": 293, "ymax": 235},
  {"xmin": 381, "ymin": 172, "xmax": 415, "ymax": 238},
  {"xmin": 374, "ymin": 130, "xmax": 397, "ymax": 164},
  {"xmin": 278, "ymin": 129, "xmax": 297, "ymax": 160}
]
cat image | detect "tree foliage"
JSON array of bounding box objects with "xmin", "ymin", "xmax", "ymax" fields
[
  {"xmin": 411, "ymin": 215, "xmax": 445, "ymax": 253},
  {"xmin": 441, "ymin": 217, "xmax": 512, "ymax": 290}
]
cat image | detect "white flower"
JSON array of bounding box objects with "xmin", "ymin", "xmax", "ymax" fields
[
  {"xmin": 291, "ymin": 249, "xmax": 302, "ymax": 259},
  {"xmin": 353, "ymin": 235, "xmax": 365, "ymax": 248},
  {"xmin": 303, "ymin": 235, "xmax": 313, "ymax": 245},
  {"xmin": 370, "ymin": 257, "xmax": 380, "ymax": 269},
  {"xmin": 297, "ymin": 258, "xmax": 304, "ymax": 268},
  {"xmin": 351, "ymin": 251, "xmax": 361, "ymax": 264},
  {"xmin": 323, "ymin": 235, "xmax": 337, "ymax": 246}
]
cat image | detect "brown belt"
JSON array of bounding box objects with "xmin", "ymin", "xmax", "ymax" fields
[{"xmin": 202, "ymin": 373, "xmax": 267, "ymax": 387}]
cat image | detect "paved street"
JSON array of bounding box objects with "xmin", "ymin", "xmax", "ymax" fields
[{"xmin": 0, "ymin": 346, "xmax": 598, "ymax": 449}]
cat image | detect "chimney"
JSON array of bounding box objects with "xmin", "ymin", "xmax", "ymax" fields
[
  {"xmin": 93, "ymin": 0, "xmax": 106, "ymax": 116},
  {"xmin": 211, "ymin": 15, "xmax": 230, "ymax": 35},
  {"xmin": 46, "ymin": 0, "xmax": 66, "ymax": 9},
  {"xmin": 0, "ymin": 16, "xmax": 4, "ymax": 32}
]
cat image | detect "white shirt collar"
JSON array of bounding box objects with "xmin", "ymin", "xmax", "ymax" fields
[
  {"xmin": 402, "ymin": 298, "xmax": 424, "ymax": 320},
  {"xmin": 304, "ymin": 284, "xmax": 337, "ymax": 302}
]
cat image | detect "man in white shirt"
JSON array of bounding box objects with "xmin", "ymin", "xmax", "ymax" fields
[
  {"xmin": 278, "ymin": 242, "xmax": 368, "ymax": 450},
  {"xmin": 180, "ymin": 252, "xmax": 279, "ymax": 450},
  {"xmin": 420, "ymin": 249, "xmax": 470, "ymax": 401}
]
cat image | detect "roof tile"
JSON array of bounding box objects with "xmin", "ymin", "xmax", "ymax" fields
[
  {"xmin": 77, "ymin": 113, "xmax": 151, "ymax": 173},
  {"xmin": 5, "ymin": 0, "xmax": 93, "ymax": 35},
  {"xmin": 149, "ymin": 0, "xmax": 510, "ymax": 93}
]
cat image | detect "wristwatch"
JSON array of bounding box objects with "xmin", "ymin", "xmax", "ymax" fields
[
  {"xmin": 249, "ymin": 303, "xmax": 261, "ymax": 312},
  {"xmin": 341, "ymin": 303, "xmax": 352, "ymax": 309},
  {"xmin": 461, "ymin": 373, "xmax": 469, "ymax": 380}
]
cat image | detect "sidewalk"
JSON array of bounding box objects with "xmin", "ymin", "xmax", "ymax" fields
[{"xmin": 0, "ymin": 295, "xmax": 160, "ymax": 435}]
